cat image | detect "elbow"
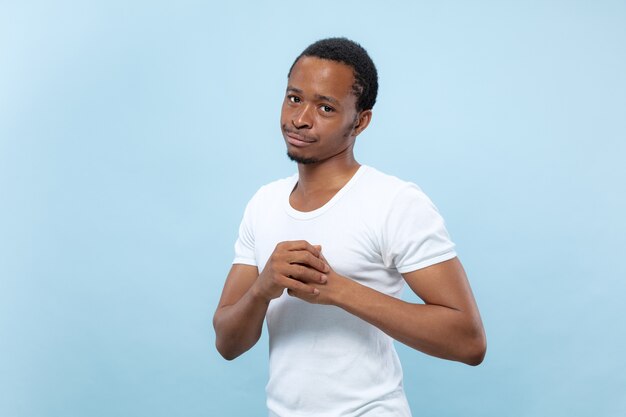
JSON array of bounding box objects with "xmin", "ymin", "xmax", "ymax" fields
[
  {"xmin": 215, "ymin": 338, "xmax": 243, "ymax": 361},
  {"xmin": 213, "ymin": 322, "xmax": 258, "ymax": 361},
  {"xmin": 213, "ymin": 315, "xmax": 241, "ymax": 361},
  {"xmin": 217, "ymin": 346, "xmax": 239, "ymax": 361},
  {"xmin": 463, "ymin": 331, "xmax": 487, "ymax": 366}
]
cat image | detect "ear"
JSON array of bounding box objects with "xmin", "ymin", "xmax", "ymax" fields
[{"xmin": 353, "ymin": 110, "xmax": 372, "ymax": 137}]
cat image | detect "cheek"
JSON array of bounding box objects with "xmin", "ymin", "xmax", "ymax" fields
[
  {"xmin": 332, "ymin": 117, "xmax": 356, "ymax": 135},
  {"xmin": 280, "ymin": 103, "xmax": 291, "ymax": 124}
]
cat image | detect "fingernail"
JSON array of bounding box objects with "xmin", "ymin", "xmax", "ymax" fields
[
  {"xmin": 313, "ymin": 288, "xmax": 320, "ymax": 295},
  {"xmin": 320, "ymin": 274, "xmax": 327, "ymax": 283}
]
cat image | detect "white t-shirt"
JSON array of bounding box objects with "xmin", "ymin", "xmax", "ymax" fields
[{"xmin": 233, "ymin": 165, "xmax": 457, "ymax": 417}]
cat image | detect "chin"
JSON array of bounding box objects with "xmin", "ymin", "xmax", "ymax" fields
[{"xmin": 286, "ymin": 151, "xmax": 318, "ymax": 165}]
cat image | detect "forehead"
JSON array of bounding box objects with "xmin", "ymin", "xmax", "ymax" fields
[{"xmin": 288, "ymin": 56, "xmax": 356, "ymax": 101}]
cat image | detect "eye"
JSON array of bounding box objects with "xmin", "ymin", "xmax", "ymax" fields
[
  {"xmin": 288, "ymin": 95, "xmax": 301, "ymax": 103},
  {"xmin": 320, "ymin": 105, "xmax": 334, "ymax": 113}
]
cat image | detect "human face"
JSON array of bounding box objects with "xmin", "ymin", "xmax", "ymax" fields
[{"xmin": 281, "ymin": 56, "xmax": 368, "ymax": 165}]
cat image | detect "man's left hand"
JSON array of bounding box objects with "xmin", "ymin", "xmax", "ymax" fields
[{"xmin": 287, "ymin": 252, "xmax": 353, "ymax": 306}]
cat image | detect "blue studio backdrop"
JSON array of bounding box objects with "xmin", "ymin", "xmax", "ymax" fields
[{"xmin": 1, "ymin": 1, "xmax": 625, "ymax": 416}]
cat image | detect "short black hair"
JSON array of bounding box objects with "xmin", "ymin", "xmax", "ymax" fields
[{"xmin": 288, "ymin": 37, "xmax": 378, "ymax": 112}]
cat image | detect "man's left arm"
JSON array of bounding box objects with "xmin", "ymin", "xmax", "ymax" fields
[{"xmin": 289, "ymin": 256, "xmax": 486, "ymax": 365}]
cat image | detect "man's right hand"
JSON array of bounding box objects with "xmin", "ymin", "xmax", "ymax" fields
[{"xmin": 253, "ymin": 240, "xmax": 330, "ymax": 302}]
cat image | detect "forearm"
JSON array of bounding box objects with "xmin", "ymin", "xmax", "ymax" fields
[
  {"xmin": 213, "ymin": 283, "xmax": 270, "ymax": 360},
  {"xmin": 333, "ymin": 279, "xmax": 486, "ymax": 365}
]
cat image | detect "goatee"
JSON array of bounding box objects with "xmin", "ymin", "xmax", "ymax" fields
[{"xmin": 287, "ymin": 151, "xmax": 319, "ymax": 165}]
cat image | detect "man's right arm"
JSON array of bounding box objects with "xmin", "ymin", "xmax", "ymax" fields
[
  {"xmin": 213, "ymin": 241, "xmax": 329, "ymax": 360},
  {"xmin": 213, "ymin": 264, "xmax": 269, "ymax": 360}
]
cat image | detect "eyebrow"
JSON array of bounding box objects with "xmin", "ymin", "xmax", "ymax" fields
[{"xmin": 287, "ymin": 86, "xmax": 340, "ymax": 105}]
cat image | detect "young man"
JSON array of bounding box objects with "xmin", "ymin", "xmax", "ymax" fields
[{"xmin": 213, "ymin": 38, "xmax": 486, "ymax": 417}]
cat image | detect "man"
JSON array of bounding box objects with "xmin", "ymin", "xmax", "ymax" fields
[{"xmin": 213, "ymin": 37, "xmax": 486, "ymax": 417}]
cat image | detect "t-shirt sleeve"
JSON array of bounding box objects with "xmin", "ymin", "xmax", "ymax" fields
[
  {"xmin": 232, "ymin": 194, "xmax": 258, "ymax": 266},
  {"xmin": 381, "ymin": 184, "xmax": 457, "ymax": 273}
]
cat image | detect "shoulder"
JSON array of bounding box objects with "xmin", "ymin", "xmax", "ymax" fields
[
  {"xmin": 355, "ymin": 167, "xmax": 447, "ymax": 237},
  {"xmin": 357, "ymin": 165, "xmax": 431, "ymax": 207},
  {"xmin": 244, "ymin": 173, "xmax": 297, "ymax": 209}
]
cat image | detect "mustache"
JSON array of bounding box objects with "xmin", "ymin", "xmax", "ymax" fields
[{"xmin": 282, "ymin": 125, "xmax": 317, "ymax": 142}]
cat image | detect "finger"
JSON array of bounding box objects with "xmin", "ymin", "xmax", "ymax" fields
[
  {"xmin": 287, "ymin": 288, "xmax": 319, "ymax": 300},
  {"xmin": 283, "ymin": 277, "xmax": 320, "ymax": 295},
  {"xmin": 285, "ymin": 240, "xmax": 321, "ymax": 257},
  {"xmin": 287, "ymin": 263, "xmax": 327, "ymax": 284},
  {"xmin": 289, "ymin": 251, "xmax": 330, "ymax": 273},
  {"xmin": 317, "ymin": 251, "xmax": 332, "ymax": 272}
]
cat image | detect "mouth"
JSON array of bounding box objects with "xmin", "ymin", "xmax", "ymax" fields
[{"xmin": 283, "ymin": 127, "xmax": 316, "ymax": 147}]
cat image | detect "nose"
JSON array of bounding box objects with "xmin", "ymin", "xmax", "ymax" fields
[{"xmin": 292, "ymin": 103, "xmax": 313, "ymax": 129}]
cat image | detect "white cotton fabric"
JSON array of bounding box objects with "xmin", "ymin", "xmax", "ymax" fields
[{"xmin": 233, "ymin": 165, "xmax": 457, "ymax": 417}]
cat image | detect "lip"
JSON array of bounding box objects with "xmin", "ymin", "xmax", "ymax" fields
[{"xmin": 284, "ymin": 131, "xmax": 316, "ymax": 147}]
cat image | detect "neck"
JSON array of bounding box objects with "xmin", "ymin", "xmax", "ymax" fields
[{"xmin": 295, "ymin": 152, "xmax": 361, "ymax": 195}]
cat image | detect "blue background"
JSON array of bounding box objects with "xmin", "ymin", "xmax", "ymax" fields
[{"xmin": 1, "ymin": 1, "xmax": 625, "ymax": 416}]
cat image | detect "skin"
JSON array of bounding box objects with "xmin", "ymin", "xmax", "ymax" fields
[{"xmin": 213, "ymin": 56, "xmax": 486, "ymax": 365}]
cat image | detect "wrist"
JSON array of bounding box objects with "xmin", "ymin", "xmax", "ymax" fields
[
  {"xmin": 250, "ymin": 279, "xmax": 272, "ymax": 305},
  {"xmin": 328, "ymin": 273, "xmax": 357, "ymax": 308}
]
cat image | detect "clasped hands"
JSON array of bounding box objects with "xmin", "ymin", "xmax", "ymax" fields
[{"xmin": 253, "ymin": 240, "xmax": 349, "ymax": 305}]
